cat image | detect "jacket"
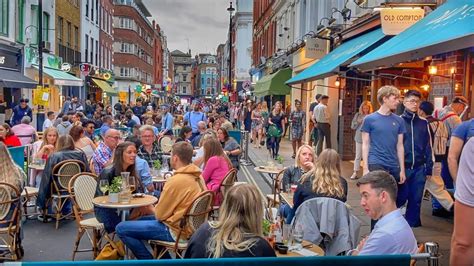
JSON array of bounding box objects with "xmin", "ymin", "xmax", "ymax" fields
[
  {"xmin": 155, "ymin": 164, "xmax": 206, "ymax": 239},
  {"xmin": 433, "ymin": 106, "xmax": 462, "ymax": 141},
  {"xmin": 401, "ymin": 110, "xmax": 433, "ymax": 175},
  {"xmin": 293, "ymin": 197, "xmax": 361, "ymax": 256},
  {"xmin": 282, "ymin": 166, "xmax": 306, "ymax": 191},
  {"xmin": 37, "ymin": 150, "xmax": 89, "ymax": 209}
]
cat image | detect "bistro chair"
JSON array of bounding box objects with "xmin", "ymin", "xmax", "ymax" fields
[
  {"xmin": 0, "ymin": 182, "xmax": 23, "ymax": 261},
  {"xmin": 211, "ymin": 168, "xmax": 237, "ymax": 219},
  {"xmin": 49, "ymin": 159, "xmax": 85, "ymax": 229},
  {"xmin": 150, "ymin": 190, "xmax": 214, "ymax": 259},
  {"xmin": 68, "ymin": 173, "xmax": 109, "ymax": 260},
  {"xmin": 266, "ymin": 169, "xmax": 285, "ymax": 208}
]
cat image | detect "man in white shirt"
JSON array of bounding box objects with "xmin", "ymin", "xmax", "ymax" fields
[
  {"xmin": 313, "ymin": 95, "xmax": 331, "ymax": 155},
  {"xmin": 42, "ymin": 111, "xmax": 55, "ymax": 131},
  {"xmin": 351, "ymin": 170, "xmax": 418, "ymax": 255}
]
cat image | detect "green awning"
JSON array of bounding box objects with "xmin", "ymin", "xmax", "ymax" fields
[
  {"xmin": 254, "ymin": 68, "xmax": 292, "ymax": 97},
  {"xmin": 92, "ymin": 78, "xmax": 117, "ymax": 95},
  {"xmin": 33, "ymin": 65, "xmax": 83, "ymax": 86}
]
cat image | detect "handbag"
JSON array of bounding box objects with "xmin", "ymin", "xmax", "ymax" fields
[
  {"xmin": 267, "ymin": 125, "xmax": 282, "ymax": 138},
  {"xmin": 95, "ymin": 240, "xmax": 125, "ymax": 260}
]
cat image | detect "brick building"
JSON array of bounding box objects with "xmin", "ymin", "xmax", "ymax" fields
[
  {"xmin": 252, "ymin": 0, "xmax": 276, "ymax": 69},
  {"xmin": 99, "ymin": 0, "xmax": 114, "ymax": 72},
  {"xmin": 152, "ymin": 21, "xmax": 163, "ymax": 90},
  {"xmin": 113, "ymin": 0, "xmax": 154, "ymax": 104}
]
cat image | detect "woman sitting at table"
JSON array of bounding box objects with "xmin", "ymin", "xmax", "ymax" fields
[
  {"xmin": 282, "ymin": 144, "xmax": 316, "ymax": 192},
  {"xmin": 30, "ymin": 127, "xmax": 58, "ymax": 187},
  {"xmin": 284, "ymin": 149, "xmax": 348, "ymax": 224},
  {"xmin": 185, "ymin": 184, "xmax": 276, "ymax": 258},
  {"xmin": 37, "ymin": 135, "xmax": 90, "ymax": 217},
  {"xmin": 0, "ymin": 123, "xmax": 21, "ymax": 147},
  {"xmin": 95, "ymin": 141, "xmax": 150, "ymax": 233},
  {"xmin": 217, "ymin": 128, "xmax": 241, "ymax": 170},
  {"xmin": 202, "ymin": 138, "xmax": 232, "ymax": 205},
  {"xmin": 193, "ymin": 130, "xmax": 217, "ymax": 168},
  {"xmin": 69, "ymin": 125, "xmax": 96, "ymax": 161},
  {"xmin": 0, "ymin": 142, "xmax": 25, "ymax": 228},
  {"xmin": 175, "ymin": 126, "xmax": 192, "ymax": 143}
]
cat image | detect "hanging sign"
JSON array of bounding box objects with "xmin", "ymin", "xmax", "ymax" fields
[
  {"xmin": 305, "ymin": 38, "xmax": 328, "ymax": 59},
  {"xmin": 380, "ymin": 8, "xmax": 425, "ymax": 35}
]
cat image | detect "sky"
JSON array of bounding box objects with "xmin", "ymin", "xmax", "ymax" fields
[{"xmin": 142, "ymin": 0, "xmax": 230, "ymax": 56}]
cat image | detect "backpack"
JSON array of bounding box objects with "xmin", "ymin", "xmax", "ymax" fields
[{"xmin": 428, "ymin": 119, "xmax": 449, "ymax": 156}]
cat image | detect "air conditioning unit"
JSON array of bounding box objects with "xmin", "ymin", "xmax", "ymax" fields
[{"xmin": 43, "ymin": 41, "xmax": 52, "ymax": 52}]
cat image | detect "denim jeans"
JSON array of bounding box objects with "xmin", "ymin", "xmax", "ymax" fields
[
  {"xmin": 397, "ymin": 166, "xmax": 426, "ymax": 227},
  {"xmin": 116, "ymin": 215, "xmax": 174, "ymax": 260},
  {"xmin": 95, "ymin": 207, "xmax": 121, "ymax": 233}
]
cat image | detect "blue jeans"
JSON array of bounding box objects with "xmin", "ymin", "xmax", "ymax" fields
[
  {"xmin": 116, "ymin": 215, "xmax": 174, "ymax": 260},
  {"xmin": 95, "ymin": 207, "xmax": 121, "ymax": 233},
  {"xmin": 397, "ymin": 166, "xmax": 426, "ymax": 227}
]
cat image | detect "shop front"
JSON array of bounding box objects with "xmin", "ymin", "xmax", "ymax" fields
[{"xmin": 0, "ymin": 44, "xmax": 37, "ymax": 124}]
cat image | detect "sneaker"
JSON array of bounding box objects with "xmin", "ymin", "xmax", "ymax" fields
[
  {"xmin": 432, "ymin": 208, "xmax": 453, "ymax": 218},
  {"xmin": 350, "ymin": 172, "xmax": 358, "ymax": 180},
  {"xmin": 37, "ymin": 215, "xmax": 52, "ymax": 223}
]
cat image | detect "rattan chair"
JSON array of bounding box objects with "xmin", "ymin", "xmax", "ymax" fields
[
  {"xmin": 150, "ymin": 190, "xmax": 214, "ymax": 259},
  {"xmin": 49, "ymin": 159, "xmax": 85, "ymax": 229},
  {"xmin": 266, "ymin": 169, "xmax": 285, "ymax": 208},
  {"xmin": 211, "ymin": 168, "xmax": 237, "ymax": 219},
  {"xmin": 0, "ymin": 182, "xmax": 23, "ymax": 261},
  {"xmin": 68, "ymin": 172, "xmax": 109, "ymax": 260}
]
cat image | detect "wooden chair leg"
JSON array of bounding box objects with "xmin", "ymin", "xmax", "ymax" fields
[
  {"xmin": 72, "ymin": 228, "xmax": 85, "ymax": 261},
  {"xmin": 92, "ymin": 229, "xmax": 100, "ymax": 259}
]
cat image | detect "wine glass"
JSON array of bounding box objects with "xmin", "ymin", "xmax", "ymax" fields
[
  {"xmin": 99, "ymin": 180, "xmax": 109, "ymax": 195},
  {"xmin": 129, "ymin": 176, "xmax": 136, "ymax": 193},
  {"xmin": 291, "ymin": 226, "xmax": 304, "ymax": 251}
]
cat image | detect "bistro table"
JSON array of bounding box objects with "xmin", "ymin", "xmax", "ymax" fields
[
  {"xmin": 280, "ymin": 192, "xmax": 294, "ymax": 208},
  {"xmin": 92, "ymin": 195, "xmax": 157, "ymax": 222},
  {"xmin": 276, "ymin": 240, "xmax": 325, "ymax": 257},
  {"xmin": 28, "ymin": 163, "xmax": 45, "ymax": 171},
  {"xmin": 254, "ymin": 166, "xmax": 285, "ymax": 194}
]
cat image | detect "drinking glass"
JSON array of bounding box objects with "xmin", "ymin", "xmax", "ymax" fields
[
  {"xmin": 129, "ymin": 176, "xmax": 136, "ymax": 193},
  {"xmin": 99, "ymin": 180, "xmax": 109, "ymax": 195},
  {"xmin": 291, "ymin": 226, "xmax": 304, "ymax": 251}
]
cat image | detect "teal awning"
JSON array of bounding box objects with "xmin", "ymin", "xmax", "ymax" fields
[
  {"xmin": 33, "ymin": 65, "xmax": 83, "ymax": 86},
  {"xmin": 351, "ymin": 0, "xmax": 474, "ymax": 69},
  {"xmin": 254, "ymin": 68, "xmax": 291, "ymax": 97},
  {"xmin": 286, "ymin": 28, "xmax": 386, "ymax": 85}
]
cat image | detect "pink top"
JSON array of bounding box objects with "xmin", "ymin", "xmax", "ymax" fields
[
  {"xmin": 202, "ymin": 156, "xmax": 230, "ymax": 203},
  {"xmin": 11, "ymin": 124, "xmax": 36, "ymax": 145}
]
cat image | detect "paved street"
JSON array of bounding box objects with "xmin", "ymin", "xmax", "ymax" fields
[{"xmin": 18, "ymin": 137, "xmax": 452, "ymax": 264}]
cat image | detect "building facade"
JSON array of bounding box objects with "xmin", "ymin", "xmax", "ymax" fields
[
  {"xmin": 195, "ymin": 54, "xmax": 218, "ymax": 97},
  {"xmin": 152, "ymin": 21, "xmax": 163, "ymax": 91},
  {"xmin": 170, "ymin": 49, "xmax": 193, "ymax": 99},
  {"xmin": 233, "ymin": 0, "xmax": 253, "ymax": 99}
]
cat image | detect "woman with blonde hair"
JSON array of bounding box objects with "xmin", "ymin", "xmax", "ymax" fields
[
  {"xmin": 285, "ymin": 149, "xmax": 348, "ymax": 224},
  {"xmin": 282, "ymin": 144, "xmax": 316, "ymax": 191},
  {"xmin": 185, "ymin": 184, "xmax": 276, "ymax": 258},
  {"xmin": 350, "ymin": 101, "xmax": 373, "ymax": 179},
  {"xmin": 30, "ymin": 126, "xmax": 59, "ymax": 187}
]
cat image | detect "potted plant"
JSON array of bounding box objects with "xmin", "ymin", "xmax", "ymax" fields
[
  {"xmin": 107, "ymin": 176, "xmax": 122, "ymax": 203},
  {"xmin": 275, "ymin": 155, "xmax": 284, "ymax": 169},
  {"xmin": 152, "ymin": 160, "xmax": 162, "ymax": 177}
]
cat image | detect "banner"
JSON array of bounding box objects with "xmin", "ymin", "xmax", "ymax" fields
[
  {"xmin": 33, "ymin": 86, "xmax": 50, "ymax": 107},
  {"xmin": 380, "ymin": 8, "xmax": 425, "ymax": 35}
]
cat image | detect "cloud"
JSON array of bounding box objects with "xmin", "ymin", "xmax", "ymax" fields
[{"xmin": 142, "ymin": 0, "xmax": 230, "ymax": 55}]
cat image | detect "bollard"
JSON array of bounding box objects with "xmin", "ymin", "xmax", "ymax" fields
[
  {"xmin": 240, "ymin": 130, "xmax": 252, "ymax": 166},
  {"xmin": 425, "ymin": 242, "xmax": 440, "ymax": 266}
]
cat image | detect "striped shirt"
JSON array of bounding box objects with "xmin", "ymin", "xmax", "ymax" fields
[
  {"xmin": 92, "ymin": 142, "xmax": 113, "ymax": 174},
  {"xmin": 313, "ymin": 103, "xmax": 330, "ymax": 123}
]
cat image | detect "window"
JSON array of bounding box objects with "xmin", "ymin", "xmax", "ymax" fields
[
  {"xmin": 74, "ymin": 26, "xmax": 79, "ymax": 50},
  {"xmin": 119, "ymin": 17, "xmax": 134, "ymax": 29},
  {"xmin": 43, "ymin": 12, "xmax": 50, "ymax": 42},
  {"xmin": 95, "ymin": 40, "xmax": 98, "ymax": 66},
  {"xmin": 85, "ymin": 34, "xmax": 89, "ymax": 62},
  {"xmin": 66, "ymin": 21, "xmax": 71, "ymax": 46},
  {"xmin": 0, "ymin": 0, "xmax": 8, "ymax": 36},
  {"xmin": 90, "ymin": 37, "xmax": 94, "ymax": 64},
  {"xmin": 207, "ymin": 78, "xmax": 210, "ymax": 85},
  {"xmin": 16, "ymin": 0, "xmax": 25, "ymax": 42},
  {"xmin": 57, "ymin": 16, "xmax": 63, "ymax": 43},
  {"xmin": 85, "ymin": 0, "xmax": 89, "ymax": 17},
  {"xmin": 91, "ymin": 0, "xmax": 94, "ymax": 22},
  {"xmin": 182, "ymin": 75, "xmax": 186, "ymax": 82},
  {"xmin": 120, "ymin": 67, "xmax": 130, "ymax": 77},
  {"xmin": 95, "ymin": 0, "xmax": 99, "ymax": 24},
  {"xmin": 182, "ymin": 87, "xmax": 186, "ymax": 94}
]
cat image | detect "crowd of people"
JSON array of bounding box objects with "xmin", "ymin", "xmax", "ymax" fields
[{"xmin": 0, "ymin": 84, "xmax": 472, "ymax": 264}]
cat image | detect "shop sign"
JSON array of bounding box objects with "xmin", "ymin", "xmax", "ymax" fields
[
  {"xmin": 0, "ymin": 49, "xmax": 20, "ymax": 71},
  {"xmin": 380, "ymin": 8, "xmax": 425, "ymax": 35},
  {"xmin": 25, "ymin": 47, "xmax": 62, "ymax": 69},
  {"xmin": 61, "ymin": 63, "xmax": 72, "ymax": 72},
  {"xmin": 305, "ymin": 38, "xmax": 328, "ymax": 59}
]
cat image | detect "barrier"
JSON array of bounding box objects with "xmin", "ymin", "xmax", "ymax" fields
[
  {"xmin": 228, "ymin": 130, "xmax": 241, "ymax": 144},
  {"xmin": 7, "ymin": 146, "xmax": 26, "ymax": 171},
  {"xmin": 239, "ymin": 130, "xmax": 252, "ymax": 166}
]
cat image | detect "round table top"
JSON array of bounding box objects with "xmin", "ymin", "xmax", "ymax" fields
[
  {"xmin": 28, "ymin": 164, "xmax": 45, "ymax": 170},
  {"xmin": 277, "ymin": 241, "xmax": 325, "ymax": 257},
  {"xmin": 152, "ymin": 177, "xmax": 167, "ymax": 183},
  {"xmin": 92, "ymin": 195, "xmax": 157, "ymax": 209},
  {"xmin": 254, "ymin": 166, "xmax": 285, "ymax": 175}
]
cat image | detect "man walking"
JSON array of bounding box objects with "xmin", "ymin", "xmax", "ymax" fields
[
  {"xmin": 11, "ymin": 98, "xmax": 33, "ymax": 126},
  {"xmin": 184, "ymin": 104, "xmax": 207, "ymax": 142},
  {"xmin": 398, "ymin": 90, "xmax": 433, "ymax": 227},
  {"xmin": 313, "ymin": 95, "xmax": 331, "ymax": 155},
  {"xmin": 309, "ymin": 94, "xmax": 322, "ymax": 147}
]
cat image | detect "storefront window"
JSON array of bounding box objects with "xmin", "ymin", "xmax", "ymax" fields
[
  {"xmin": 43, "ymin": 12, "xmax": 50, "ymax": 43},
  {"xmin": 16, "ymin": 0, "xmax": 25, "ymax": 42}
]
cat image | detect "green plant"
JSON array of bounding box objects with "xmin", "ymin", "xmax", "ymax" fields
[
  {"xmin": 153, "ymin": 160, "xmax": 162, "ymax": 170},
  {"xmin": 107, "ymin": 176, "xmax": 122, "ymax": 194},
  {"xmin": 262, "ymin": 219, "xmax": 272, "ymax": 236},
  {"xmin": 276, "ymin": 155, "xmax": 284, "ymax": 164}
]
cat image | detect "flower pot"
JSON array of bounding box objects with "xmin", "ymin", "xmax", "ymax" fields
[{"xmin": 108, "ymin": 193, "xmax": 119, "ymax": 203}]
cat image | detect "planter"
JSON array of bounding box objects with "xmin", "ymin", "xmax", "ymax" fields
[{"xmin": 108, "ymin": 193, "xmax": 119, "ymax": 203}]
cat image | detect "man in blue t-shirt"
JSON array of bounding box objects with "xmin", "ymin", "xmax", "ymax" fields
[
  {"xmin": 448, "ymin": 117, "xmax": 474, "ymax": 181},
  {"xmin": 361, "ymin": 85, "xmax": 406, "ymax": 184},
  {"xmin": 183, "ymin": 104, "xmax": 207, "ymax": 142}
]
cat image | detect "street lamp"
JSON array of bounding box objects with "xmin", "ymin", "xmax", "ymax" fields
[
  {"xmin": 316, "ymin": 17, "xmax": 336, "ymax": 31},
  {"xmin": 227, "ymin": 1, "xmax": 235, "ymax": 101}
]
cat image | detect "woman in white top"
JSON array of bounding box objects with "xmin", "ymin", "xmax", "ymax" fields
[
  {"xmin": 30, "ymin": 126, "xmax": 58, "ymax": 187},
  {"xmin": 69, "ymin": 125, "xmax": 96, "ymax": 161}
]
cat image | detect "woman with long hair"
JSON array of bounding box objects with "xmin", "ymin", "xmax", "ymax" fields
[
  {"xmin": 175, "ymin": 126, "xmax": 192, "ymax": 143},
  {"xmin": 217, "ymin": 128, "xmax": 241, "ymax": 169},
  {"xmin": 285, "ymin": 149, "xmax": 348, "ymax": 224},
  {"xmin": 185, "ymin": 184, "xmax": 276, "ymax": 258},
  {"xmin": 267, "ymin": 101, "xmax": 286, "ymax": 159},
  {"xmin": 289, "ymin": 100, "xmax": 306, "ymax": 158},
  {"xmin": 95, "ymin": 141, "xmax": 142, "ymax": 233},
  {"xmin": 0, "ymin": 142, "xmax": 25, "ymax": 228},
  {"xmin": 202, "ymin": 138, "xmax": 232, "ymax": 205},
  {"xmin": 0, "ymin": 123, "xmax": 21, "ymax": 147},
  {"xmin": 30, "ymin": 127, "xmax": 58, "ymax": 187},
  {"xmin": 251, "ymin": 103, "xmax": 264, "ymax": 148},
  {"xmin": 69, "ymin": 125, "xmax": 96, "ymax": 160},
  {"xmin": 282, "ymin": 144, "xmax": 316, "ymax": 191},
  {"xmin": 260, "ymin": 101, "xmax": 269, "ymax": 146},
  {"xmin": 350, "ymin": 101, "xmax": 373, "ymax": 179}
]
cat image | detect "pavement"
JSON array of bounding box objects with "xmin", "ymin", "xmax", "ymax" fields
[{"xmin": 16, "ymin": 137, "xmax": 452, "ymax": 264}]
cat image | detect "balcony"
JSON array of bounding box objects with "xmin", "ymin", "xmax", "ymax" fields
[{"xmin": 58, "ymin": 44, "xmax": 81, "ymax": 65}]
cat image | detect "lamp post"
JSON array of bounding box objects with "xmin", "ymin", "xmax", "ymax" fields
[{"xmin": 227, "ymin": 1, "xmax": 235, "ymax": 102}]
